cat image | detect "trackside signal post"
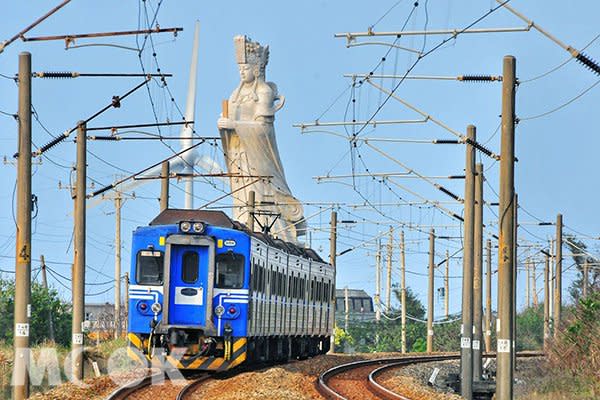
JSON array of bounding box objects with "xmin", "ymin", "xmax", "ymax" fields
[{"xmin": 497, "ymin": 55, "xmax": 516, "ymax": 400}]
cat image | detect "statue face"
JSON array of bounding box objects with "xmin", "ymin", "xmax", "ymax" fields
[{"xmin": 238, "ymin": 63, "xmax": 255, "ymax": 84}]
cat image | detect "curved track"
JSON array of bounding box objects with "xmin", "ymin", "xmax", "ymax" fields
[
  {"xmin": 318, "ymin": 352, "xmax": 545, "ymax": 400},
  {"xmin": 105, "ymin": 371, "xmax": 211, "ymax": 400},
  {"xmin": 318, "ymin": 355, "xmax": 458, "ymax": 400}
]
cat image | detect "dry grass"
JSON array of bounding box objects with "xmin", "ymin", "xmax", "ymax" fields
[{"xmin": 517, "ymin": 294, "xmax": 600, "ymax": 399}]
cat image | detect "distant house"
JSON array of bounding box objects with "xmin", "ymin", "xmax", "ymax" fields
[
  {"xmin": 84, "ymin": 303, "xmax": 126, "ymax": 334},
  {"xmin": 334, "ymin": 289, "xmax": 375, "ymax": 323}
]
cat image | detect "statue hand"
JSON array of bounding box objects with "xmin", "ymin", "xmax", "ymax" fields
[{"xmin": 217, "ymin": 117, "xmax": 235, "ymax": 130}]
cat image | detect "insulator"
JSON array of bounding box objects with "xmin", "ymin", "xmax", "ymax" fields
[
  {"xmin": 35, "ymin": 133, "xmax": 68, "ymax": 156},
  {"xmin": 35, "ymin": 71, "xmax": 78, "ymax": 79},
  {"xmin": 464, "ymin": 137, "xmax": 494, "ymax": 158},
  {"xmin": 459, "ymin": 75, "xmax": 501, "ymax": 82},
  {"xmin": 90, "ymin": 136, "xmax": 119, "ymax": 141},
  {"xmin": 89, "ymin": 184, "xmax": 114, "ymax": 199},
  {"xmin": 576, "ymin": 52, "xmax": 600, "ymax": 76},
  {"xmin": 437, "ymin": 186, "xmax": 461, "ymax": 201},
  {"xmin": 434, "ymin": 139, "xmax": 460, "ymax": 144},
  {"xmin": 452, "ymin": 213, "xmax": 464, "ymax": 222}
]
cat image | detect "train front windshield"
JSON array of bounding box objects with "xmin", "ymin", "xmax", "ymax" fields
[
  {"xmin": 136, "ymin": 250, "xmax": 164, "ymax": 285},
  {"xmin": 215, "ymin": 252, "xmax": 244, "ymax": 288}
]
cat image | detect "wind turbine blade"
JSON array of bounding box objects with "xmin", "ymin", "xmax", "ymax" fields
[
  {"xmin": 181, "ymin": 21, "xmax": 200, "ymax": 148},
  {"xmin": 182, "ymin": 21, "xmax": 200, "ymax": 209},
  {"xmin": 196, "ymin": 154, "xmax": 225, "ymax": 176}
]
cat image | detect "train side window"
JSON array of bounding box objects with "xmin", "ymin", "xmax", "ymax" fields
[
  {"xmin": 251, "ymin": 260, "xmax": 257, "ymax": 291},
  {"xmin": 319, "ymin": 281, "xmax": 323, "ymax": 302},
  {"xmin": 181, "ymin": 251, "xmax": 199, "ymax": 283},
  {"xmin": 136, "ymin": 250, "xmax": 164, "ymax": 286},
  {"xmin": 279, "ymin": 272, "xmax": 284, "ymax": 296},
  {"xmin": 215, "ymin": 252, "xmax": 245, "ymax": 289}
]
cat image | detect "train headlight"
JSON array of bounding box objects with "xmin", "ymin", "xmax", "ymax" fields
[
  {"xmin": 214, "ymin": 305, "xmax": 225, "ymax": 317},
  {"xmin": 180, "ymin": 221, "xmax": 191, "ymax": 233},
  {"xmin": 151, "ymin": 302, "xmax": 162, "ymax": 314},
  {"xmin": 192, "ymin": 222, "xmax": 205, "ymax": 233}
]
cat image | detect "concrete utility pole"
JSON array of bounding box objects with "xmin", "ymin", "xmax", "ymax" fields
[
  {"xmin": 532, "ymin": 261, "xmax": 538, "ymax": 308},
  {"xmin": 473, "ymin": 163, "xmax": 484, "ymax": 381},
  {"xmin": 445, "ymin": 250, "xmax": 450, "ymax": 320},
  {"xmin": 40, "ymin": 256, "xmax": 55, "ymax": 342},
  {"xmin": 583, "ymin": 259, "xmax": 589, "ymax": 298},
  {"xmin": 13, "ymin": 51, "xmax": 32, "ymax": 400},
  {"xmin": 484, "ymin": 239, "xmax": 492, "ymax": 352},
  {"xmin": 248, "ymin": 191, "xmax": 256, "ymax": 232},
  {"xmin": 549, "ymin": 239, "xmax": 554, "ymax": 331},
  {"xmin": 386, "ymin": 227, "xmax": 393, "ymax": 311},
  {"xmin": 497, "ymin": 55, "xmax": 516, "ymax": 400},
  {"xmin": 375, "ymin": 241, "xmax": 382, "ymax": 322},
  {"xmin": 160, "ymin": 161, "xmax": 169, "ymax": 212},
  {"xmin": 525, "ymin": 259, "xmax": 530, "ymax": 309},
  {"xmin": 344, "ymin": 286, "xmax": 349, "ymax": 331},
  {"xmin": 427, "ymin": 229, "xmax": 435, "ymax": 353},
  {"xmin": 543, "ymin": 253, "xmax": 550, "ymax": 351},
  {"xmin": 329, "ymin": 210, "xmax": 337, "ymax": 352},
  {"xmin": 114, "ymin": 194, "xmax": 122, "ymax": 339},
  {"xmin": 554, "ymin": 213, "xmax": 563, "ymax": 337},
  {"xmin": 461, "ymin": 124, "xmax": 476, "ymax": 399},
  {"xmin": 400, "ymin": 230, "xmax": 407, "ymax": 353},
  {"xmin": 72, "ymin": 121, "xmax": 87, "ymax": 381},
  {"xmin": 512, "ymin": 193, "xmax": 518, "ymax": 376},
  {"xmin": 124, "ymin": 272, "xmax": 129, "ymax": 334}
]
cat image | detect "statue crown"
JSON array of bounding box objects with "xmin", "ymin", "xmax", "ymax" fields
[{"xmin": 234, "ymin": 35, "xmax": 269, "ymax": 70}]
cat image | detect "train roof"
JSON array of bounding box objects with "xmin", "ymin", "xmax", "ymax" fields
[{"xmin": 149, "ymin": 208, "xmax": 326, "ymax": 264}]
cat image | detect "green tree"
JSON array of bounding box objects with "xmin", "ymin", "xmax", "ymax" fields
[
  {"xmin": 345, "ymin": 286, "xmax": 428, "ymax": 353},
  {"xmin": 0, "ymin": 278, "xmax": 72, "ymax": 346},
  {"xmin": 433, "ymin": 319, "xmax": 461, "ymax": 352},
  {"xmin": 393, "ymin": 285, "xmax": 426, "ymax": 319},
  {"xmin": 516, "ymin": 304, "xmax": 544, "ymax": 351}
]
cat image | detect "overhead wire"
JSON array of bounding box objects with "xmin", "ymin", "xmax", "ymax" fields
[
  {"xmin": 350, "ymin": 0, "xmax": 514, "ymax": 139},
  {"xmin": 520, "ymin": 32, "xmax": 600, "ymax": 84},
  {"xmin": 520, "ymin": 79, "xmax": 600, "ymax": 121}
]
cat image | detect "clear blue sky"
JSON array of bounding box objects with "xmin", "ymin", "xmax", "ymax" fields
[{"xmin": 1, "ymin": 0, "xmax": 599, "ymax": 318}]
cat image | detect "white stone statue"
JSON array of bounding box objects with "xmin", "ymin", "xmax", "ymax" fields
[{"xmin": 217, "ymin": 35, "xmax": 306, "ymax": 242}]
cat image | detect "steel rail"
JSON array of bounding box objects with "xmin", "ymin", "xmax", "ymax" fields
[
  {"xmin": 176, "ymin": 373, "xmax": 212, "ymax": 400},
  {"xmin": 318, "ymin": 352, "xmax": 545, "ymax": 400},
  {"xmin": 104, "ymin": 371, "xmax": 161, "ymax": 400},
  {"xmin": 104, "ymin": 371, "xmax": 211, "ymax": 400},
  {"xmin": 367, "ymin": 356, "xmax": 459, "ymax": 400}
]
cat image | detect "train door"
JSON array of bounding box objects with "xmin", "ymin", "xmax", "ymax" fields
[{"xmin": 167, "ymin": 245, "xmax": 209, "ymax": 326}]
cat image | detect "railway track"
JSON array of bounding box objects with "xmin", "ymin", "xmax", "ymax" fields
[
  {"xmin": 104, "ymin": 371, "xmax": 212, "ymax": 400},
  {"xmin": 317, "ymin": 352, "xmax": 545, "ymax": 400},
  {"xmin": 317, "ymin": 354, "xmax": 459, "ymax": 400}
]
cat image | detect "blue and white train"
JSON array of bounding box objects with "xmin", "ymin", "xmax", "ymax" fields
[{"xmin": 127, "ymin": 209, "xmax": 335, "ymax": 370}]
